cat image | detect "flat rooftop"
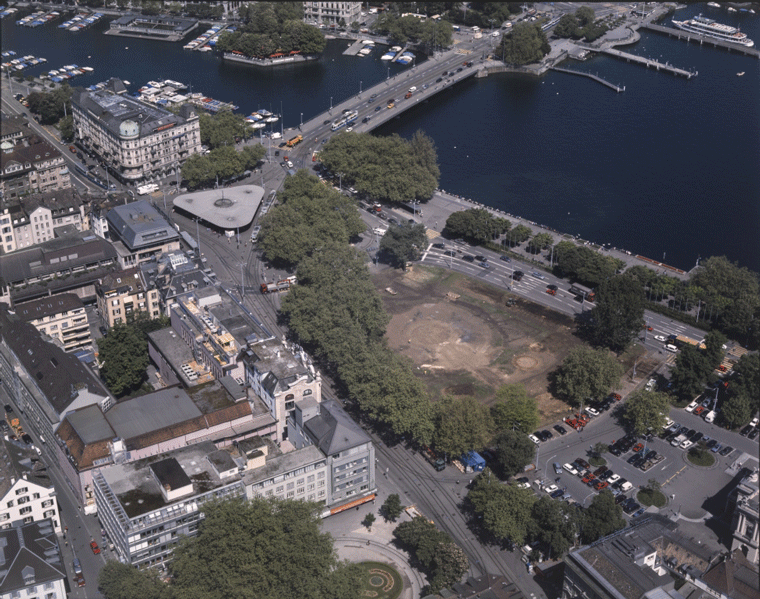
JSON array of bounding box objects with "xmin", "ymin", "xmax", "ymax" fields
[
  {"xmin": 100, "ymin": 441, "xmax": 241, "ymax": 519},
  {"xmin": 173, "ymin": 185, "xmax": 265, "ymax": 230}
]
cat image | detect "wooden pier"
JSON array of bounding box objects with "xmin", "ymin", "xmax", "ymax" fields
[
  {"xmin": 601, "ymin": 48, "xmax": 696, "ymax": 78},
  {"xmin": 550, "ymin": 67, "xmax": 625, "ymax": 92},
  {"xmin": 640, "ymin": 23, "xmax": 760, "ymax": 58}
]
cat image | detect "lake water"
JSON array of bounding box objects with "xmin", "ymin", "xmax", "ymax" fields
[{"xmin": 3, "ymin": 4, "xmax": 758, "ymax": 272}]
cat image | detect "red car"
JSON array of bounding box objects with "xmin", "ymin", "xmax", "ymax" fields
[
  {"xmin": 90, "ymin": 541, "xmax": 100, "ymax": 554},
  {"xmin": 582, "ymin": 473, "xmax": 596, "ymax": 484},
  {"xmin": 694, "ymin": 406, "xmax": 706, "ymax": 416},
  {"xmin": 633, "ymin": 443, "xmax": 644, "ymax": 453},
  {"xmin": 610, "ymin": 393, "xmax": 622, "ymax": 401},
  {"xmin": 594, "ymin": 481, "xmax": 609, "ymax": 491}
]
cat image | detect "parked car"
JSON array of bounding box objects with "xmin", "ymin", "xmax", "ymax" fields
[
  {"xmin": 615, "ymin": 494, "xmax": 628, "ymax": 504},
  {"xmin": 550, "ymin": 488, "xmax": 565, "ymax": 498},
  {"xmin": 585, "ymin": 407, "xmax": 600, "ymax": 417},
  {"xmin": 553, "ymin": 462, "xmax": 563, "ymax": 475},
  {"xmin": 563, "ymin": 463, "xmax": 578, "ymax": 475},
  {"xmin": 594, "ymin": 480, "xmax": 609, "ymax": 491},
  {"xmin": 554, "ymin": 424, "xmax": 567, "ymax": 436},
  {"xmin": 679, "ymin": 439, "xmax": 693, "ymax": 450},
  {"xmin": 544, "ymin": 484, "xmax": 559, "ymax": 495},
  {"xmin": 528, "ymin": 434, "xmax": 541, "ymax": 444},
  {"xmin": 685, "ymin": 401, "xmax": 698, "ymax": 412},
  {"xmin": 574, "ymin": 458, "xmax": 591, "ymax": 470},
  {"xmin": 719, "ymin": 445, "xmax": 734, "ymax": 456},
  {"xmin": 90, "ymin": 541, "xmax": 100, "ymax": 554},
  {"xmin": 607, "ymin": 474, "xmax": 621, "ymax": 485}
]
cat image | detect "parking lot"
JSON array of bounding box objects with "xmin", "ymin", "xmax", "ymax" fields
[{"xmin": 526, "ymin": 401, "xmax": 759, "ymax": 521}]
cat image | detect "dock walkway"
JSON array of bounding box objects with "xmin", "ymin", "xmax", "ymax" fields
[
  {"xmin": 550, "ymin": 67, "xmax": 625, "ymax": 92},
  {"xmin": 640, "ymin": 22, "xmax": 760, "ymax": 58},
  {"xmin": 600, "ymin": 47, "xmax": 696, "ymax": 78}
]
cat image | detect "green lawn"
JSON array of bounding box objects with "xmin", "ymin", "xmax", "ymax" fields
[
  {"xmin": 637, "ymin": 488, "xmax": 667, "ymax": 508},
  {"xmin": 357, "ymin": 562, "xmax": 404, "ymax": 599},
  {"xmin": 687, "ymin": 448, "xmax": 715, "ymax": 467}
]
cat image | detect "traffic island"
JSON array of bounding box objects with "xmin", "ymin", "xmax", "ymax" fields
[
  {"xmin": 687, "ymin": 447, "xmax": 715, "ymax": 467},
  {"xmin": 637, "ymin": 488, "xmax": 667, "ymax": 508},
  {"xmin": 357, "ymin": 561, "xmax": 404, "ymax": 599}
]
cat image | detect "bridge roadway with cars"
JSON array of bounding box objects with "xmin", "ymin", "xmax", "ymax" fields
[{"xmin": 284, "ymin": 33, "xmax": 496, "ymax": 165}]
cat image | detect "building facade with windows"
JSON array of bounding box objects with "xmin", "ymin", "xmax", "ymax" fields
[
  {"xmin": 96, "ymin": 267, "xmax": 161, "ymax": 327},
  {"xmin": 0, "ymin": 477, "xmax": 60, "ymax": 534},
  {"xmin": 15, "ymin": 293, "xmax": 92, "ymax": 352},
  {"xmin": 0, "ymin": 188, "xmax": 87, "ymax": 255},
  {"xmin": 303, "ymin": 1, "xmax": 361, "ymax": 26},
  {"xmin": 729, "ymin": 468, "xmax": 759, "ymax": 564},
  {"xmin": 71, "ymin": 78, "xmax": 201, "ymax": 183},
  {"xmin": 0, "ymin": 136, "xmax": 71, "ymax": 201}
]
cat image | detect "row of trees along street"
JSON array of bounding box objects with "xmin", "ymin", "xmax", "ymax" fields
[{"xmin": 216, "ymin": 2, "xmax": 326, "ymax": 57}]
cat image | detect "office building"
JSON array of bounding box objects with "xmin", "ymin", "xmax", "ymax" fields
[
  {"xmin": 106, "ymin": 199, "xmax": 180, "ymax": 268},
  {"xmin": 96, "ymin": 267, "xmax": 161, "ymax": 327},
  {"xmin": 303, "ymin": 1, "xmax": 361, "ymax": 26},
  {"xmin": 15, "ymin": 293, "xmax": 91, "ymax": 352}
]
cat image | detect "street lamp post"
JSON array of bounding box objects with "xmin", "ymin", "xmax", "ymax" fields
[
  {"xmin": 329, "ymin": 96, "xmax": 332, "ymax": 112},
  {"xmin": 359, "ymin": 80, "xmax": 362, "ymax": 96},
  {"xmin": 300, "ymin": 112, "xmax": 303, "ymax": 128}
]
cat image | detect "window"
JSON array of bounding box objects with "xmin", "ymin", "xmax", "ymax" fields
[
  {"xmin": 20, "ymin": 506, "xmax": 32, "ymax": 514},
  {"xmin": 303, "ymin": 388, "xmax": 313, "ymax": 396}
]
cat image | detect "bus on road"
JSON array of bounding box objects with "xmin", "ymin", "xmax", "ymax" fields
[{"xmin": 569, "ymin": 283, "xmax": 595, "ymax": 302}]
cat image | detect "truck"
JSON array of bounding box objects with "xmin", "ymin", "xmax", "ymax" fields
[
  {"xmin": 460, "ymin": 451, "xmax": 486, "ymax": 472},
  {"xmin": 5, "ymin": 409, "xmax": 24, "ymax": 436},
  {"xmin": 675, "ymin": 335, "xmax": 706, "ymax": 351},
  {"xmin": 286, "ymin": 134, "xmax": 303, "ymax": 148},
  {"xmin": 137, "ymin": 183, "xmax": 159, "ymax": 196},
  {"xmin": 569, "ymin": 283, "xmax": 595, "ymax": 302},
  {"xmin": 260, "ymin": 276, "xmax": 296, "ymax": 294},
  {"xmin": 421, "ymin": 445, "xmax": 446, "ymax": 471}
]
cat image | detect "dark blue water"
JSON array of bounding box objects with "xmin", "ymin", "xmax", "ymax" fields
[{"xmin": 3, "ymin": 4, "xmax": 759, "ymax": 272}]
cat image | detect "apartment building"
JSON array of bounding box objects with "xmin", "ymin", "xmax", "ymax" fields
[
  {"xmin": 728, "ymin": 468, "xmax": 759, "ymax": 564},
  {"xmin": 15, "ymin": 293, "xmax": 92, "ymax": 352},
  {"xmin": 0, "ymin": 436, "xmax": 60, "ymax": 533},
  {"xmin": 0, "ymin": 521, "xmax": 66, "ymax": 599},
  {"xmin": 0, "ymin": 135, "xmax": 71, "ymax": 200},
  {"xmin": 303, "ymin": 1, "xmax": 361, "ymax": 26},
  {"xmin": 0, "ymin": 188, "xmax": 88, "ymax": 255},
  {"xmin": 71, "ymin": 78, "xmax": 201, "ymax": 183},
  {"xmin": 96, "ymin": 267, "xmax": 161, "ymax": 327}
]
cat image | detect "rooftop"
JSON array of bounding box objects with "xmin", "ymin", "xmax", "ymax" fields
[
  {"xmin": 242, "ymin": 444, "xmax": 326, "ymax": 487},
  {"xmin": 100, "ymin": 441, "xmax": 240, "ymax": 518},
  {"xmin": 304, "ymin": 400, "xmax": 371, "ymax": 456},
  {"xmin": 173, "ymin": 185, "xmax": 265, "ymax": 230},
  {"xmin": 107, "ymin": 200, "xmax": 179, "ymax": 251},
  {"xmin": 97, "ymin": 267, "xmax": 148, "ymax": 295},
  {"xmin": 0, "ymin": 521, "xmax": 64, "ymax": 595},
  {"xmin": 0, "ymin": 435, "xmax": 52, "ymax": 502},
  {"xmin": 15, "ymin": 293, "xmax": 84, "ymax": 322}
]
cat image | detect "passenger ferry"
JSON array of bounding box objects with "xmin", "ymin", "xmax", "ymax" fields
[
  {"xmin": 331, "ymin": 109, "xmax": 358, "ymax": 131},
  {"xmin": 672, "ymin": 14, "xmax": 755, "ymax": 47}
]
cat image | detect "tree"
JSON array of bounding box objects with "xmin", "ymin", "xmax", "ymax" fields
[
  {"xmin": 181, "ymin": 153, "xmax": 216, "ymax": 189},
  {"xmin": 444, "ymin": 208, "xmax": 510, "ymax": 244},
  {"xmin": 169, "ymin": 498, "xmax": 362, "ymax": 599},
  {"xmin": 98, "ymin": 562, "xmax": 171, "ymax": 599},
  {"xmin": 553, "ymin": 13, "xmax": 579, "ymax": 38},
  {"xmin": 26, "ymin": 85, "xmax": 72, "ymax": 125},
  {"xmin": 553, "ymin": 346, "xmax": 623, "ymax": 407},
  {"xmin": 622, "ymin": 391, "xmax": 670, "ymax": 436},
  {"xmin": 582, "ymin": 274, "xmax": 646, "ymax": 352},
  {"xmin": 733, "ymin": 353, "xmax": 760, "ymax": 413},
  {"xmin": 721, "ymin": 391, "xmax": 753, "ymax": 428},
  {"xmin": 507, "ymin": 224, "xmax": 532, "ymax": 246},
  {"xmin": 575, "ymin": 6, "xmax": 596, "ymax": 27},
  {"xmin": 528, "ymin": 497, "xmax": 578, "ymax": 558},
  {"xmin": 490, "ymin": 384, "xmax": 539, "ymax": 434},
  {"xmin": 703, "ymin": 330, "xmax": 727, "ymax": 370},
  {"xmin": 209, "ymin": 145, "xmax": 245, "ymax": 181},
  {"xmin": 467, "ymin": 469, "xmax": 534, "ymax": 545},
  {"xmin": 240, "ymin": 144, "xmax": 266, "ymax": 169},
  {"xmin": 198, "ymin": 110, "xmax": 251, "ymax": 149},
  {"xmin": 363, "ymin": 513, "xmax": 376, "ymax": 528},
  {"xmin": 581, "ymin": 490, "xmax": 625, "ymax": 544},
  {"xmin": 553, "ymin": 241, "xmax": 625, "ymax": 286},
  {"xmin": 527, "ymin": 232, "xmax": 553, "ymax": 255},
  {"xmin": 499, "ymin": 22, "xmax": 550, "ymax": 65},
  {"xmin": 98, "ymin": 322, "xmax": 149, "ymax": 397},
  {"xmin": 493, "ymin": 430, "xmax": 535, "ymax": 477},
  {"xmin": 669, "ymin": 345, "xmax": 711, "ymax": 401},
  {"xmin": 592, "ymin": 442, "xmax": 609, "ymax": 458},
  {"xmin": 382, "ymin": 494, "xmax": 404, "ymax": 522},
  {"xmin": 429, "ymin": 543, "xmax": 469, "ymax": 593},
  {"xmin": 433, "ymin": 395, "xmax": 493, "ymax": 457},
  {"xmin": 379, "ymin": 223, "xmax": 427, "ymax": 268},
  {"xmin": 318, "ymin": 131, "xmax": 440, "ymax": 204},
  {"xmin": 58, "ymin": 115, "xmax": 74, "ymax": 142}
]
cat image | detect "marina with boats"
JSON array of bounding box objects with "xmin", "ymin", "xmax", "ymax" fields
[
  {"xmin": 15, "ymin": 10, "xmax": 61, "ymax": 28},
  {"xmin": 59, "ymin": 12, "xmax": 106, "ymax": 33},
  {"xmin": 1, "ymin": 53, "xmax": 46, "ymax": 73}
]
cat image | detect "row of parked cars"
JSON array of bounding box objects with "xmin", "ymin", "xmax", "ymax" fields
[
  {"xmin": 664, "ymin": 421, "xmax": 735, "ymax": 455},
  {"xmin": 563, "ymin": 459, "xmax": 645, "ymax": 517},
  {"xmin": 608, "ymin": 433, "xmax": 665, "ymax": 472}
]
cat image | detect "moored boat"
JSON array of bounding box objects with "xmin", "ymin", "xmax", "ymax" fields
[{"xmin": 672, "ymin": 14, "xmax": 754, "ymax": 47}]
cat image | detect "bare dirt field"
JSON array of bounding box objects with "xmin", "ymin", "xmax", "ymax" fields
[{"xmin": 373, "ymin": 266, "xmax": 584, "ymax": 424}]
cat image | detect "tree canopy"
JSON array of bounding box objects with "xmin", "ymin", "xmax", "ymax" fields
[
  {"xmin": 581, "ymin": 490, "xmax": 625, "ymax": 544},
  {"xmin": 372, "ymin": 13, "xmax": 453, "ymax": 51},
  {"xmin": 493, "ymin": 430, "xmax": 535, "ymax": 477},
  {"xmin": 498, "ymin": 22, "xmax": 550, "ymax": 65},
  {"xmin": 168, "ymin": 498, "xmax": 361, "ymax": 599},
  {"xmin": 528, "ymin": 497, "xmax": 579, "ymax": 558},
  {"xmin": 217, "ymin": 3, "xmax": 326, "ymax": 57},
  {"xmin": 553, "ymin": 241, "xmax": 626, "ymax": 287},
  {"xmin": 444, "ymin": 208, "xmax": 511, "ymax": 245},
  {"xmin": 98, "ymin": 322, "xmax": 149, "ymax": 397},
  {"xmin": 467, "ymin": 469, "xmax": 534, "ymax": 546},
  {"xmin": 669, "ymin": 344, "xmax": 711, "ymax": 401},
  {"xmin": 433, "ymin": 395, "xmax": 493, "ymax": 457},
  {"xmin": 26, "ymin": 85, "xmax": 72, "ymax": 125},
  {"xmin": 98, "ymin": 562, "xmax": 171, "ymax": 599},
  {"xmin": 379, "ymin": 223, "xmax": 427, "ymax": 268},
  {"xmin": 490, "ymin": 384, "xmax": 540, "ymax": 434},
  {"xmin": 553, "ymin": 346, "xmax": 623, "ymax": 407},
  {"xmin": 622, "ymin": 391, "xmax": 670, "ymax": 436},
  {"xmin": 318, "ymin": 131, "xmax": 440, "ymax": 204},
  {"xmin": 198, "ymin": 110, "xmax": 253, "ymax": 149},
  {"xmin": 582, "ymin": 274, "xmax": 646, "ymax": 352},
  {"xmin": 181, "ymin": 144, "xmax": 265, "ymax": 189},
  {"xmin": 258, "ymin": 171, "xmax": 366, "ymax": 266}
]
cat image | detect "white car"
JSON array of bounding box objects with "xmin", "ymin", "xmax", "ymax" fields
[
  {"xmin": 373, "ymin": 227, "xmax": 387, "ymax": 236},
  {"xmin": 685, "ymin": 401, "xmax": 698, "ymax": 412},
  {"xmin": 528, "ymin": 434, "xmax": 541, "ymax": 445},
  {"xmin": 543, "ymin": 484, "xmax": 559, "ymax": 495},
  {"xmin": 585, "ymin": 407, "xmax": 600, "ymax": 417},
  {"xmin": 408, "ymin": 86, "xmax": 417, "ymax": 92},
  {"xmin": 750, "ymin": 416, "xmax": 759, "ymax": 428},
  {"xmin": 563, "ymin": 463, "xmax": 578, "ymax": 475},
  {"xmin": 680, "ymin": 439, "xmax": 693, "ymax": 450},
  {"xmin": 619, "ymin": 481, "xmax": 633, "ymax": 492},
  {"xmin": 516, "ymin": 480, "xmax": 530, "ymax": 489},
  {"xmin": 654, "ymin": 335, "xmax": 666, "ymax": 342},
  {"xmin": 345, "ymin": 127, "xmax": 353, "ymax": 132},
  {"xmin": 286, "ymin": 160, "xmax": 294, "ymax": 168},
  {"xmin": 646, "ymin": 378, "xmax": 657, "ymax": 391},
  {"xmin": 664, "ymin": 344, "xmax": 678, "ymax": 353},
  {"xmin": 607, "ymin": 474, "xmax": 621, "ymax": 485}
]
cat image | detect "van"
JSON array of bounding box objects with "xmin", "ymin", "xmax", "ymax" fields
[
  {"xmin": 664, "ymin": 344, "xmax": 678, "ymax": 353},
  {"xmin": 704, "ymin": 410, "xmax": 717, "ymax": 423},
  {"xmin": 73, "ymin": 558, "xmax": 82, "ymax": 574}
]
